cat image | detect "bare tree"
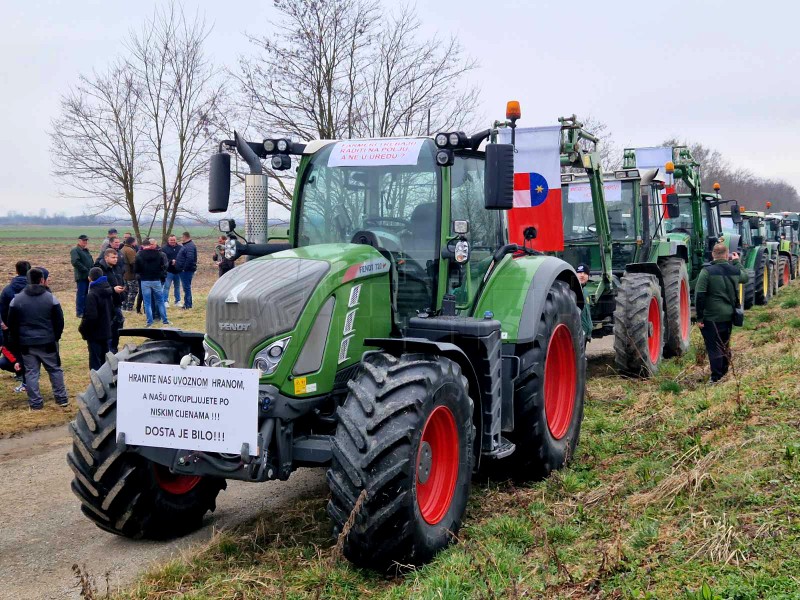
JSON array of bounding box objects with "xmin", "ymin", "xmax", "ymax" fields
[
  {"xmin": 50, "ymin": 62, "xmax": 151, "ymax": 241},
  {"xmin": 128, "ymin": 3, "xmax": 226, "ymax": 243},
  {"xmin": 237, "ymin": 0, "xmax": 481, "ymax": 207}
]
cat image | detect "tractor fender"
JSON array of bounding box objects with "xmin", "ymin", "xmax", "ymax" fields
[
  {"xmin": 623, "ymin": 262, "xmax": 667, "ymax": 308},
  {"xmin": 474, "ymin": 255, "xmax": 582, "ymax": 344},
  {"xmin": 119, "ymin": 328, "xmax": 205, "ymax": 361}
]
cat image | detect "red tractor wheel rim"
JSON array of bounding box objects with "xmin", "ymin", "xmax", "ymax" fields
[
  {"xmin": 784, "ymin": 262, "xmax": 790, "ymax": 285},
  {"xmin": 679, "ymin": 279, "xmax": 690, "ymax": 341},
  {"xmin": 153, "ymin": 465, "xmax": 202, "ymax": 495},
  {"xmin": 544, "ymin": 324, "xmax": 577, "ymax": 440},
  {"xmin": 647, "ymin": 297, "xmax": 661, "ymax": 363},
  {"xmin": 416, "ymin": 405, "xmax": 459, "ymax": 525}
]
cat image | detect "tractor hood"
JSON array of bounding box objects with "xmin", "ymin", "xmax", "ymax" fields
[{"xmin": 205, "ymin": 244, "xmax": 391, "ymax": 372}]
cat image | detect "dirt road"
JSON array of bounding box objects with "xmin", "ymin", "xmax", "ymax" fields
[{"xmin": 0, "ymin": 426, "xmax": 327, "ymax": 600}]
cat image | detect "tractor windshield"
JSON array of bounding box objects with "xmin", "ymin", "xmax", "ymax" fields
[
  {"xmin": 721, "ymin": 217, "xmax": 737, "ymax": 235},
  {"xmin": 665, "ymin": 195, "xmax": 694, "ymax": 233},
  {"xmin": 561, "ymin": 180, "xmax": 637, "ymax": 242},
  {"xmin": 297, "ymin": 139, "xmax": 439, "ymax": 257}
]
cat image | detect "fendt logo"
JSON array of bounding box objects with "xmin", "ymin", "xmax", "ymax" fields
[{"xmin": 218, "ymin": 322, "xmax": 252, "ymax": 331}]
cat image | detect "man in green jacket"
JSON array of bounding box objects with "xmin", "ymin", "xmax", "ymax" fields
[
  {"xmin": 70, "ymin": 234, "xmax": 94, "ymax": 318},
  {"xmin": 695, "ymin": 242, "xmax": 748, "ymax": 382},
  {"xmin": 576, "ymin": 263, "xmax": 592, "ymax": 343}
]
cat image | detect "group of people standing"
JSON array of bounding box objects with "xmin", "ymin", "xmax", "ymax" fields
[{"xmin": 71, "ymin": 228, "xmax": 198, "ymax": 370}]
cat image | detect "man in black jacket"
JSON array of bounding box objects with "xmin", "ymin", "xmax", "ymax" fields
[
  {"xmin": 96, "ymin": 249, "xmax": 127, "ymax": 352},
  {"xmin": 70, "ymin": 235, "xmax": 93, "ymax": 317},
  {"xmin": 6, "ymin": 268, "xmax": 68, "ymax": 409},
  {"xmin": 0, "ymin": 261, "xmax": 31, "ymax": 346},
  {"xmin": 135, "ymin": 239, "xmax": 170, "ymax": 327},
  {"xmin": 175, "ymin": 231, "xmax": 197, "ymax": 309},
  {"xmin": 79, "ymin": 267, "xmax": 115, "ymax": 371},
  {"xmin": 161, "ymin": 234, "xmax": 182, "ymax": 306}
]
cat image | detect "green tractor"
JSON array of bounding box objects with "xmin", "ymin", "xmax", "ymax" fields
[
  {"xmin": 742, "ymin": 209, "xmax": 777, "ymax": 304},
  {"xmin": 765, "ymin": 210, "xmax": 799, "ymax": 287},
  {"xmin": 553, "ymin": 121, "xmax": 691, "ymax": 376},
  {"xmin": 68, "ymin": 106, "xmax": 587, "ymax": 569}
]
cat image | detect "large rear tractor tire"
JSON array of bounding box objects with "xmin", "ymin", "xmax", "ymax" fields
[
  {"xmin": 743, "ymin": 269, "xmax": 756, "ymax": 310},
  {"xmin": 613, "ymin": 273, "xmax": 665, "ymax": 377},
  {"xmin": 660, "ymin": 258, "xmax": 691, "ymax": 358},
  {"xmin": 754, "ymin": 253, "xmax": 770, "ymax": 305},
  {"xmin": 327, "ymin": 352, "xmax": 474, "ymax": 570},
  {"xmin": 504, "ymin": 280, "xmax": 585, "ymax": 481},
  {"xmin": 68, "ymin": 341, "xmax": 226, "ymax": 539},
  {"xmin": 778, "ymin": 255, "xmax": 790, "ymax": 288}
]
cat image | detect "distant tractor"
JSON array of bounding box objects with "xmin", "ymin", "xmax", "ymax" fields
[
  {"xmin": 526, "ymin": 119, "xmax": 700, "ymax": 377},
  {"xmin": 68, "ymin": 103, "xmax": 587, "ymax": 569}
]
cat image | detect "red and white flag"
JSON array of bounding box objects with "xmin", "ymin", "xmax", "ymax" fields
[{"xmin": 499, "ymin": 126, "xmax": 563, "ymax": 251}]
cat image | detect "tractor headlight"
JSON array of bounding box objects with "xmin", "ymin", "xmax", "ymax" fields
[
  {"xmin": 271, "ymin": 154, "xmax": 291, "ymax": 170},
  {"xmin": 434, "ymin": 133, "xmax": 449, "ymax": 148},
  {"xmin": 253, "ymin": 337, "xmax": 291, "ymax": 375},
  {"xmin": 224, "ymin": 238, "xmax": 238, "ymax": 259},
  {"xmin": 436, "ymin": 149, "xmax": 454, "ymax": 166},
  {"xmin": 263, "ymin": 139, "xmax": 276, "ymax": 153},
  {"xmin": 276, "ymin": 139, "xmax": 289, "ymax": 152},
  {"xmin": 203, "ymin": 340, "xmax": 222, "ymax": 367}
]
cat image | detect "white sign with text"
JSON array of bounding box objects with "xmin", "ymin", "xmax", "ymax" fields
[
  {"xmin": 117, "ymin": 362, "xmax": 259, "ymax": 455},
  {"xmin": 568, "ymin": 180, "xmax": 623, "ymax": 204},
  {"xmin": 327, "ymin": 138, "xmax": 425, "ymax": 167}
]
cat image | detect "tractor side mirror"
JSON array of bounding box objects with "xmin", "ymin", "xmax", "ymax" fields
[
  {"xmin": 749, "ymin": 216, "xmax": 760, "ymax": 227},
  {"xmin": 208, "ymin": 152, "xmax": 231, "ymax": 213},
  {"xmin": 666, "ymin": 193, "xmax": 680, "ymax": 219},
  {"xmin": 731, "ymin": 203, "xmax": 743, "ymax": 224},
  {"xmin": 484, "ymin": 144, "xmax": 514, "ymax": 210},
  {"xmin": 794, "ymin": 221, "xmax": 799, "ymax": 231}
]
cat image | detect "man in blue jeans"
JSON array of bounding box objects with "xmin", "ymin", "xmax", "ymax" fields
[
  {"xmin": 161, "ymin": 234, "xmax": 182, "ymax": 306},
  {"xmin": 175, "ymin": 231, "xmax": 197, "ymax": 309},
  {"xmin": 134, "ymin": 239, "xmax": 170, "ymax": 327}
]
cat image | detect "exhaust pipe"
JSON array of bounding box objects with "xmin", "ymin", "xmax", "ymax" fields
[{"xmin": 235, "ymin": 131, "xmax": 269, "ymax": 246}]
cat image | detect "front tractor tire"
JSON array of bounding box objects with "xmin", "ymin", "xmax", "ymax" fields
[
  {"xmin": 754, "ymin": 253, "xmax": 771, "ymax": 306},
  {"xmin": 505, "ymin": 280, "xmax": 586, "ymax": 481},
  {"xmin": 778, "ymin": 255, "xmax": 790, "ymax": 288},
  {"xmin": 68, "ymin": 341, "xmax": 226, "ymax": 539},
  {"xmin": 660, "ymin": 258, "xmax": 691, "ymax": 358},
  {"xmin": 613, "ymin": 273, "xmax": 665, "ymax": 377},
  {"xmin": 327, "ymin": 352, "xmax": 474, "ymax": 570}
]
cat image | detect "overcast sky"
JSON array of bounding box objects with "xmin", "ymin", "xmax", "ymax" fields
[{"xmin": 1, "ymin": 0, "xmax": 798, "ymax": 216}]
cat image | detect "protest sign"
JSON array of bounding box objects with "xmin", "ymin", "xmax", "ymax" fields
[
  {"xmin": 117, "ymin": 362, "xmax": 259, "ymax": 455},
  {"xmin": 327, "ymin": 138, "xmax": 424, "ymax": 167}
]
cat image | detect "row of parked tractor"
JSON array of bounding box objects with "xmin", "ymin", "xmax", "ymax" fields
[
  {"xmin": 68, "ymin": 103, "xmax": 797, "ymax": 572},
  {"xmin": 553, "ymin": 117, "xmax": 800, "ymax": 378}
]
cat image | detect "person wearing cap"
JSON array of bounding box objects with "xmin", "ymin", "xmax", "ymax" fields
[
  {"xmin": 70, "ymin": 234, "xmax": 94, "ymax": 318},
  {"xmin": 576, "ymin": 263, "xmax": 593, "ymax": 342},
  {"xmin": 99, "ymin": 228, "xmax": 118, "ymax": 255}
]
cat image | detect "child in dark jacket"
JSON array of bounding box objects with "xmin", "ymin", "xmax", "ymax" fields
[{"xmin": 79, "ymin": 267, "xmax": 115, "ymax": 371}]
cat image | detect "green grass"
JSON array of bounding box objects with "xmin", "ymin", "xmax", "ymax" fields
[{"xmin": 97, "ymin": 280, "xmax": 800, "ymax": 599}]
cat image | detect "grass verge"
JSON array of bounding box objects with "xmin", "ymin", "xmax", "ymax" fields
[{"xmin": 92, "ymin": 282, "xmax": 800, "ymax": 599}]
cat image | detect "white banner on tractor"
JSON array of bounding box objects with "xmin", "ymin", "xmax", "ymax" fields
[
  {"xmin": 634, "ymin": 146, "xmax": 673, "ymax": 175},
  {"xmin": 327, "ymin": 138, "xmax": 425, "ymax": 167},
  {"xmin": 568, "ymin": 180, "xmax": 623, "ymax": 204},
  {"xmin": 117, "ymin": 362, "xmax": 260, "ymax": 455}
]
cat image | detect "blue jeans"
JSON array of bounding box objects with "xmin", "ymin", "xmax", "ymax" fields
[
  {"xmin": 76, "ymin": 279, "xmax": 89, "ymax": 317},
  {"xmin": 179, "ymin": 271, "xmax": 194, "ymax": 308},
  {"xmin": 141, "ymin": 280, "xmax": 168, "ymax": 325},
  {"xmin": 163, "ymin": 272, "xmax": 181, "ymax": 303}
]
